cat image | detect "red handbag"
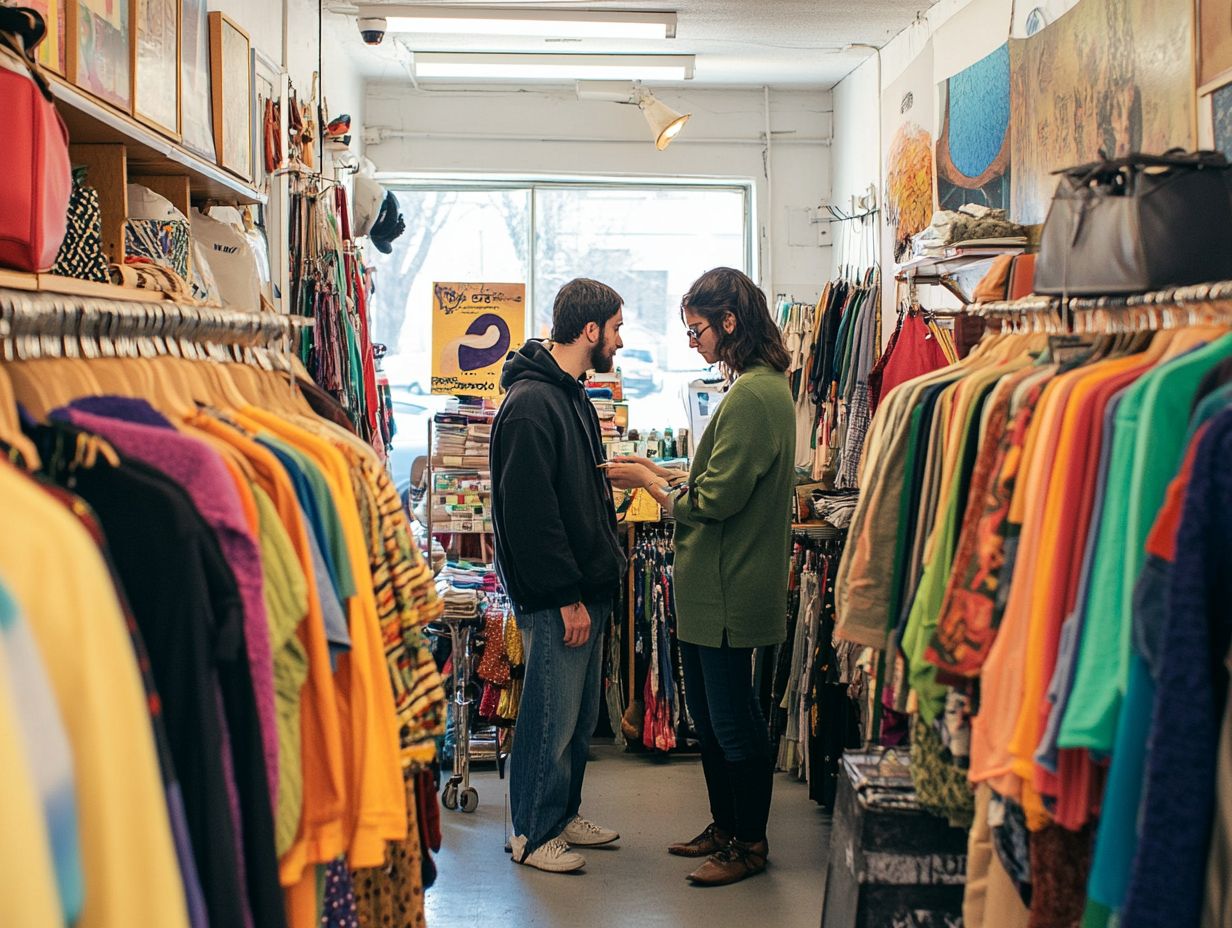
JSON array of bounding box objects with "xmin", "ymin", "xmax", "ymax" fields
[{"xmin": 0, "ymin": 9, "xmax": 71, "ymax": 272}]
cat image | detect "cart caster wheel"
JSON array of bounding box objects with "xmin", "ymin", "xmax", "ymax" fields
[
  {"xmin": 459, "ymin": 787, "xmax": 479, "ymax": 813},
  {"xmin": 442, "ymin": 784, "xmax": 459, "ymax": 811}
]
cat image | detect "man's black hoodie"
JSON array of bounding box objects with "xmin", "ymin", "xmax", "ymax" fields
[{"xmin": 490, "ymin": 340, "xmax": 626, "ymax": 612}]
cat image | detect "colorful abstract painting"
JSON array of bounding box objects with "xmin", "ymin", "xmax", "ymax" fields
[
  {"xmin": 74, "ymin": 0, "xmax": 132, "ymax": 110},
  {"xmin": 936, "ymin": 44, "xmax": 1012, "ymax": 211},
  {"xmin": 1009, "ymin": 0, "xmax": 1194, "ymax": 224},
  {"xmin": 882, "ymin": 40, "xmax": 937, "ymax": 267}
]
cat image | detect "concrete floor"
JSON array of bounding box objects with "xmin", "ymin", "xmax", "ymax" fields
[{"xmin": 425, "ymin": 742, "xmax": 832, "ymax": 927}]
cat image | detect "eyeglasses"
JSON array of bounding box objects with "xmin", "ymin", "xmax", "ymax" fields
[{"xmin": 685, "ymin": 322, "xmax": 711, "ymax": 342}]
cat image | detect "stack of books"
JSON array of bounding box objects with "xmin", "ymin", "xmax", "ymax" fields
[
  {"xmin": 585, "ymin": 372, "xmax": 622, "ymax": 401},
  {"xmin": 431, "ymin": 397, "xmax": 498, "ymax": 533}
]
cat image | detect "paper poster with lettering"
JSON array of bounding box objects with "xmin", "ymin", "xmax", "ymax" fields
[{"xmin": 432, "ymin": 282, "xmax": 526, "ymax": 398}]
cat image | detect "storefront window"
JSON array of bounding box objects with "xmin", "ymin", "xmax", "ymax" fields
[
  {"xmin": 532, "ymin": 185, "xmax": 747, "ymax": 428},
  {"xmin": 368, "ymin": 181, "xmax": 749, "ymax": 434}
]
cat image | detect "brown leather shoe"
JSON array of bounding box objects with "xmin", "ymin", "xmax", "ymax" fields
[
  {"xmin": 668, "ymin": 823, "xmax": 731, "ymax": 857},
  {"xmin": 686, "ymin": 838, "xmax": 769, "ymax": 885}
]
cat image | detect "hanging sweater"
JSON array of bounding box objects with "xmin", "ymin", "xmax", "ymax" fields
[
  {"xmin": 673, "ymin": 363, "xmax": 796, "ymax": 648},
  {"xmin": 1121, "ymin": 410, "xmax": 1232, "ymax": 928}
]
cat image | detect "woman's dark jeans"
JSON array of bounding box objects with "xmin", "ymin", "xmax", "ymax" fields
[{"xmin": 680, "ymin": 637, "xmax": 775, "ymax": 844}]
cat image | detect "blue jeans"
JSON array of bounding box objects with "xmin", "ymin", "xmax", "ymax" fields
[
  {"xmin": 680, "ymin": 638, "xmax": 774, "ymax": 843},
  {"xmin": 510, "ymin": 596, "xmax": 610, "ymax": 851}
]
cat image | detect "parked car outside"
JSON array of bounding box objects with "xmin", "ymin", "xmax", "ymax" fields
[{"xmin": 619, "ymin": 346, "xmax": 662, "ymax": 398}]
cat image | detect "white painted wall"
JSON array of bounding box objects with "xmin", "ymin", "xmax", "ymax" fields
[
  {"xmin": 830, "ymin": 55, "xmax": 880, "ymax": 265},
  {"xmin": 363, "ymin": 83, "xmax": 835, "ymax": 304},
  {"xmin": 830, "ymin": 0, "xmax": 1010, "ymax": 331}
]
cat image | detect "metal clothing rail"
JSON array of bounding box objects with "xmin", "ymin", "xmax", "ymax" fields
[
  {"xmin": 791, "ymin": 522, "xmax": 845, "ymax": 540},
  {"xmin": 972, "ymin": 278, "xmax": 1232, "ymax": 316},
  {"xmin": 0, "ymin": 288, "xmax": 313, "ymax": 359}
]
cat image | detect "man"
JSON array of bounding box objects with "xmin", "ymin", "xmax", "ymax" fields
[{"xmin": 490, "ymin": 278, "xmax": 628, "ymax": 873}]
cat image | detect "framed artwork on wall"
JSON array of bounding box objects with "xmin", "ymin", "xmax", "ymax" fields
[
  {"xmin": 133, "ymin": 0, "xmax": 179, "ymax": 138},
  {"xmin": 935, "ymin": 44, "xmax": 1013, "ymax": 212},
  {"xmin": 1198, "ymin": 69, "xmax": 1232, "ymax": 162},
  {"xmin": 208, "ymin": 12, "xmax": 252, "ymax": 180},
  {"xmin": 68, "ymin": 0, "xmax": 133, "ymax": 111},
  {"xmin": 28, "ymin": 0, "xmax": 66, "ymax": 74},
  {"xmin": 1199, "ymin": 0, "xmax": 1232, "ymax": 88},
  {"xmin": 1009, "ymin": 0, "xmax": 1195, "ymax": 225},
  {"xmin": 251, "ymin": 49, "xmax": 281, "ymax": 188},
  {"xmin": 180, "ymin": 0, "xmax": 216, "ymax": 160}
]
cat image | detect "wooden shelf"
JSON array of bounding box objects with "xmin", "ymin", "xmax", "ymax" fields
[
  {"xmin": 896, "ymin": 248, "xmax": 1024, "ymax": 279},
  {"xmin": 2, "ymin": 271, "xmax": 168, "ymax": 303},
  {"xmin": 0, "ymin": 270, "xmax": 39, "ymax": 292},
  {"xmin": 896, "ymin": 248, "xmax": 1026, "ymax": 303},
  {"xmin": 49, "ymin": 76, "xmax": 265, "ymax": 206}
]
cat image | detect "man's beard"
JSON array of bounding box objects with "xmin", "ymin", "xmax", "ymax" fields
[{"xmin": 589, "ymin": 329, "xmax": 614, "ymax": 373}]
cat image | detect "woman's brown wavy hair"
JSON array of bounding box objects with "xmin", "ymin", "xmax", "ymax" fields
[{"xmin": 680, "ymin": 267, "xmax": 790, "ymax": 377}]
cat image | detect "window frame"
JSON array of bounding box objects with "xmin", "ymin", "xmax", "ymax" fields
[{"xmin": 373, "ymin": 172, "xmax": 757, "ymax": 335}]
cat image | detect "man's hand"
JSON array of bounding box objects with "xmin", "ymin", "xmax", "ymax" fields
[{"xmin": 561, "ymin": 601, "xmax": 592, "ymax": 648}]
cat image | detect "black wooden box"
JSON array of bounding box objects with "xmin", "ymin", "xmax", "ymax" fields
[{"xmin": 820, "ymin": 750, "xmax": 968, "ymax": 928}]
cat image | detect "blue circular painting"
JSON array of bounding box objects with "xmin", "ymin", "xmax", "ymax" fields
[{"xmin": 946, "ymin": 45, "xmax": 1011, "ymax": 180}]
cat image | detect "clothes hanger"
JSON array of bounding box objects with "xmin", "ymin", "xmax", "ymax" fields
[
  {"xmin": 0, "ymin": 364, "xmax": 41, "ymax": 469},
  {"xmin": 16, "ymin": 297, "xmax": 107, "ymax": 411},
  {"xmin": 146, "ymin": 305, "xmax": 211, "ymax": 411},
  {"xmin": 162, "ymin": 306, "xmax": 226, "ymax": 408}
]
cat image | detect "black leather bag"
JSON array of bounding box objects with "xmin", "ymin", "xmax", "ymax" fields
[{"xmin": 1035, "ymin": 149, "xmax": 1232, "ymax": 296}]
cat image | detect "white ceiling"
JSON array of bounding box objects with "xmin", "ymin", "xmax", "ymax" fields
[{"xmin": 327, "ymin": 0, "xmax": 935, "ymax": 89}]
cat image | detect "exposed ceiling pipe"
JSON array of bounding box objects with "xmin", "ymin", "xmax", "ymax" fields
[
  {"xmin": 764, "ymin": 84, "xmax": 774, "ymax": 301},
  {"xmin": 363, "ymin": 127, "xmax": 833, "ymax": 146}
]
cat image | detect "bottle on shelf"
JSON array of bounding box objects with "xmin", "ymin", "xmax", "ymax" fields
[
  {"xmin": 647, "ymin": 428, "xmax": 661, "ymax": 459},
  {"xmin": 663, "ymin": 426, "xmax": 675, "ymax": 459}
]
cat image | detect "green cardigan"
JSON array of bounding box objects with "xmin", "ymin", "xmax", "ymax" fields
[{"xmin": 673, "ymin": 363, "xmax": 797, "ymax": 647}]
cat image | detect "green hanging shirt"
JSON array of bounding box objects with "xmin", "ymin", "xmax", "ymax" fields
[{"xmin": 1060, "ymin": 333, "xmax": 1232, "ymax": 752}]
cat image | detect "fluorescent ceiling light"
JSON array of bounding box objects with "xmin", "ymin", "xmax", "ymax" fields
[
  {"xmin": 362, "ymin": 5, "xmax": 678, "ymax": 39},
  {"xmin": 412, "ymin": 53, "xmax": 695, "ymax": 81}
]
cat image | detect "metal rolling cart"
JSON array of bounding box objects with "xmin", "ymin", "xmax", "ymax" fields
[{"xmin": 427, "ymin": 613, "xmax": 483, "ymax": 813}]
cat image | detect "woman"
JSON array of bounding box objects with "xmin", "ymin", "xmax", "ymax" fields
[{"xmin": 606, "ymin": 267, "xmax": 796, "ymax": 886}]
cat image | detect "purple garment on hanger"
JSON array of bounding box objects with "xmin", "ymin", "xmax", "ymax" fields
[{"xmin": 52, "ymin": 400, "xmax": 281, "ymax": 810}]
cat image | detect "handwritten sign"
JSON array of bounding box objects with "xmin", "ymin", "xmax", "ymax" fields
[{"xmin": 432, "ymin": 282, "xmax": 525, "ymax": 398}]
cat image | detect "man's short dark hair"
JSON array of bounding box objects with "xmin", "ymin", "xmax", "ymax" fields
[{"xmin": 550, "ymin": 278, "xmax": 623, "ymax": 344}]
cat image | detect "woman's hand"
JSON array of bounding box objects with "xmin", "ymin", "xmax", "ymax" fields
[
  {"xmin": 604, "ymin": 461, "xmax": 657, "ymax": 490},
  {"xmin": 610, "ymin": 453, "xmax": 670, "ymax": 477}
]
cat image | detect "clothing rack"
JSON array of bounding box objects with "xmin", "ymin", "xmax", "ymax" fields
[
  {"xmin": 0, "ymin": 288, "xmax": 313, "ymax": 355},
  {"xmin": 792, "ymin": 522, "xmax": 845, "ymax": 541},
  {"xmin": 972, "ymin": 277, "xmax": 1232, "ymax": 331},
  {"xmin": 620, "ymin": 520, "xmax": 695, "ymax": 754},
  {"xmin": 771, "ymin": 525, "xmax": 861, "ymax": 810}
]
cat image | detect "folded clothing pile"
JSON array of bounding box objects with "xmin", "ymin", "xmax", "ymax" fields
[
  {"xmin": 911, "ymin": 204, "xmax": 1026, "ymax": 257},
  {"xmin": 811, "ymin": 488, "xmax": 860, "ymax": 529}
]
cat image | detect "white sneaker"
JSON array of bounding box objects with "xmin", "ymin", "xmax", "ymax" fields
[
  {"xmin": 562, "ymin": 815, "xmax": 620, "ymax": 847},
  {"xmin": 509, "ymin": 835, "xmax": 586, "ymax": 873}
]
